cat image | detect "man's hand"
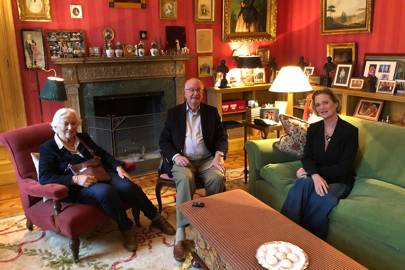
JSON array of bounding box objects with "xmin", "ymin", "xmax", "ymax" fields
[
  {"xmin": 116, "ymin": 166, "xmax": 131, "ymax": 179},
  {"xmin": 209, "ymin": 153, "xmax": 225, "ymax": 173},
  {"xmin": 296, "ymin": 167, "xmax": 307, "ymax": 178},
  {"xmin": 174, "ymin": 155, "xmax": 191, "ymax": 167},
  {"xmin": 73, "ymin": 174, "xmax": 97, "ymax": 187},
  {"xmin": 311, "ymin": 173, "xmax": 329, "ymax": 196}
]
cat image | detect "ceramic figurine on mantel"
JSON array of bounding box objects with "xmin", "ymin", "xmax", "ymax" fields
[
  {"xmin": 106, "ymin": 42, "xmax": 114, "ymax": 58},
  {"xmin": 150, "ymin": 41, "xmax": 159, "ymax": 56},
  {"xmin": 115, "ymin": 42, "xmax": 123, "ymax": 57},
  {"xmin": 137, "ymin": 41, "xmax": 145, "ymax": 56}
]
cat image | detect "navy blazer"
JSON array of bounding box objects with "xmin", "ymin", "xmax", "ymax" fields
[
  {"xmin": 39, "ymin": 133, "xmax": 123, "ymax": 187},
  {"xmin": 159, "ymin": 102, "xmax": 228, "ymax": 174},
  {"xmin": 302, "ymin": 117, "xmax": 358, "ymax": 186}
]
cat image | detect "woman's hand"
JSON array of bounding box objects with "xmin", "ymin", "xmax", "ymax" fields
[
  {"xmin": 311, "ymin": 173, "xmax": 329, "ymax": 196},
  {"xmin": 116, "ymin": 166, "xmax": 131, "ymax": 179},
  {"xmin": 296, "ymin": 167, "xmax": 307, "ymax": 178},
  {"xmin": 73, "ymin": 174, "xmax": 97, "ymax": 187}
]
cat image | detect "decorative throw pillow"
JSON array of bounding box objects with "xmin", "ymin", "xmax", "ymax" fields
[
  {"xmin": 31, "ymin": 152, "xmax": 49, "ymax": 202},
  {"xmin": 274, "ymin": 114, "xmax": 309, "ymax": 158}
]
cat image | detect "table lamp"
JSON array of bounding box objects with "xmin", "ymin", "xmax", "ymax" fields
[{"xmin": 269, "ymin": 66, "xmax": 312, "ymax": 116}]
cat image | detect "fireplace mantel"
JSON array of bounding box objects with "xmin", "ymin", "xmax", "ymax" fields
[{"xmin": 52, "ymin": 55, "xmax": 191, "ymax": 118}]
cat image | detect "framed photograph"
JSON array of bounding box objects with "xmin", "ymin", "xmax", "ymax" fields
[
  {"xmin": 21, "ymin": 29, "xmax": 47, "ymax": 69},
  {"xmin": 196, "ymin": 29, "xmax": 213, "ymax": 53},
  {"xmin": 321, "ymin": 0, "xmax": 373, "ymax": 34},
  {"xmin": 222, "ymin": 0, "xmax": 277, "ymax": 42},
  {"xmin": 103, "ymin": 27, "xmax": 115, "ymax": 42},
  {"xmin": 198, "ymin": 56, "xmax": 213, "ymax": 77},
  {"xmin": 254, "ymin": 68, "xmax": 266, "ymax": 84},
  {"xmin": 333, "ymin": 64, "xmax": 352, "ymax": 87},
  {"xmin": 260, "ymin": 108, "xmax": 279, "ymax": 122},
  {"xmin": 256, "ymin": 47, "xmax": 270, "ymax": 66},
  {"xmin": 349, "ymin": 78, "xmax": 364, "ymax": 89},
  {"xmin": 17, "ymin": 0, "xmax": 52, "ymax": 21},
  {"xmin": 376, "ymin": 80, "xmax": 396, "ymax": 95},
  {"xmin": 327, "ymin": 42, "xmax": 356, "ymax": 64},
  {"xmin": 47, "ymin": 30, "xmax": 86, "ymax": 59},
  {"xmin": 395, "ymin": 79, "xmax": 405, "ymax": 95},
  {"xmin": 354, "ymin": 99, "xmax": 383, "ymax": 121},
  {"xmin": 363, "ymin": 60, "xmax": 397, "ymax": 81},
  {"xmin": 195, "ymin": 0, "xmax": 215, "ymax": 22},
  {"xmin": 109, "ymin": 0, "xmax": 146, "ymax": 8},
  {"xmin": 70, "ymin": 4, "xmax": 83, "ymax": 19},
  {"xmin": 160, "ymin": 0, "xmax": 177, "ymax": 19},
  {"xmin": 303, "ymin": 66, "xmax": 315, "ymax": 76}
]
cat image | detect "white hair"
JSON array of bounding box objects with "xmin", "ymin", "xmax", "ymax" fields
[{"xmin": 50, "ymin": 108, "xmax": 81, "ymax": 132}]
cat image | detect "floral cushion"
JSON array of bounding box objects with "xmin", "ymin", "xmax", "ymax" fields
[{"xmin": 274, "ymin": 114, "xmax": 309, "ymax": 158}]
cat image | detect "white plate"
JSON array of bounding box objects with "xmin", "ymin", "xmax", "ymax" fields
[{"xmin": 256, "ymin": 241, "xmax": 309, "ymax": 270}]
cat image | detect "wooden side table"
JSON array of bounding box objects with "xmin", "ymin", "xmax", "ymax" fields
[{"xmin": 243, "ymin": 121, "xmax": 283, "ymax": 183}]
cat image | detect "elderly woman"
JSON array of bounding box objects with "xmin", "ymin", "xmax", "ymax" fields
[
  {"xmin": 281, "ymin": 89, "xmax": 358, "ymax": 239},
  {"xmin": 39, "ymin": 108, "xmax": 175, "ymax": 252}
]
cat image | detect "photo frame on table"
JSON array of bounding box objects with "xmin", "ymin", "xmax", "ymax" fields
[
  {"xmin": 70, "ymin": 4, "xmax": 83, "ymax": 19},
  {"xmin": 354, "ymin": 99, "xmax": 383, "ymax": 121},
  {"xmin": 222, "ymin": 0, "xmax": 277, "ymax": 42},
  {"xmin": 47, "ymin": 30, "xmax": 86, "ymax": 59},
  {"xmin": 363, "ymin": 60, "xmax": 397, "ymax": 81},
  {"xmin": 160, "ymin": 0, "xmax": 177, "ymax": 19},
  {"xmin": 260, "ymin": 108, "xmax": 279, "ymax": 122},
  {"xmin": 17, "ymin": 0, "xmax": 52, "ymax": 22},
  {"xmin": 253, "ymin": 68, "xmax": 266, "ymax": 84},
  {"xmin": 21, "ymin": 29, "xmax": 47, "ymax": 69},
  {"xmin": 195, "ymin": 0, "xmax": 215, "ymax": 22},
  {"xmin": 303, "ymin": 66, "xmax": 315, "ymax": 76},
  {"xmin": 363, "ymin": 54, "xmax": 405, "ymax": 80},
  {"xmin": 349, "ymin": 78, "xmax": 364, "ymax": 90},
  {"xmin": 333, "ymin": 64, "xmax": 352, "ymax": 87},
  {"xmin": 198, "ymin": 55, "xmax": 213, "ymax": 77},
  {"xmin": 327, "ymin": 42, "xmax": 356, "ymax": 64},
  {"xmin": 395, "ymin": 79, "xmax": 405, "ymax": 95},
  {"xmin": 321, "ymin": 0, "xmax": 373, "ymax": 34},
  {"xmin": 376, "ymin": 80, "xmax": 396, "ymax": 95},
  {"xmin": 109, "ymin": 0, "xmax": 146, "ymax": 8},
  {"xmin": 256, "ymin": 47, "xmax": 270, "ymax": 66},
  {"xmin": 196, "ymin": 29, "xmax": 213, "ymax": 53}
]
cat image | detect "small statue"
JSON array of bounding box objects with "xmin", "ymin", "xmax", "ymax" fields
[
  {"xmin": 321, "ymin": 56, "xmax": 336, "ymax": 87},
  {"xmin": 217, "ymin": 59, "xmax": 229, "ymax": 88},
  {"xmin": 297, "ymin": 56, "xmax": 308, "ymax": 70},
  {"xmin": 268, "ymin": 57, "xmax": 277, "ymax": 83}
]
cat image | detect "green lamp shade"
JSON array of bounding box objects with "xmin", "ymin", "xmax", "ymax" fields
[{"xmin": 39, "ymin": 77, "xmax": 67, "ymax": 101}]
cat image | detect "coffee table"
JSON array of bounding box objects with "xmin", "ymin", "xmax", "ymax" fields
[{"xmin": 179, "ymin": 189, "xmax": 366, "ymax": 270}]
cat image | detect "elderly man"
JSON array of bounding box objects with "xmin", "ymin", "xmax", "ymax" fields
[{"xmin": 159, "ymin": 78, "xmax": 228, "ymax": 262}]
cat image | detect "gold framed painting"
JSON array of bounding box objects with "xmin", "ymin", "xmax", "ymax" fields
[
  {"xmin": 196, "ymin": 29, "xmax": 213, "ymax": 53},
  {"xmin": 109, "ymin": 0, "xmax": 146, "ymax": 9},
  {"xmin": 17, "ymin": 0, "xmax": 52, "ymax": 22},
  {"xmin": 222, "ymin": 0, "xmax": 277, "ymax": 42},
  {"xmin": 195, "ymin": 0, "xmax": 215, "ymax": 23},
  {"xmin": 160, "ymin": 0, "xmax": 177, "ymax": 19},
  {"xmin": 198, "ymin": 56, "xmax": 213, "ymax": 77},
  {"xmin": 321, "ymin": 0, "xmax": 373, "ymax": 34},
  {"xmin": 256, "ymin": 47, "xmax": 270, "ymax": 66},
  {"xmin": 327, "ymin": 42, "xmax": 356, "ymax": 64}
]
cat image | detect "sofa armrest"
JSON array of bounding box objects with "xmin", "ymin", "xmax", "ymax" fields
[{"xmin": 21, "ymin": 178, "xmax": 69, "ymax": 200}]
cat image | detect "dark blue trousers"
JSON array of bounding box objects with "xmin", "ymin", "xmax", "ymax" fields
[
  {"xmin": 72, "ymin": 173, "xmax": 157, "ymax": 232},
  {"xmin": 281, "ymin": 177, "xmax": 351, "ymax": 239}
]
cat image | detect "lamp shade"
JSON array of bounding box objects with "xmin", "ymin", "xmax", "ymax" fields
[
  {"xmin": 39, "ymin": 77, "xmax": 67, "ymax": 101},
  {"xmin": 237, "ymin": 56, "xmax": 262, "ymax": 68},
  {"xmin": 269, "ymin": 66, "xmax": 313, "ymax": 93}
]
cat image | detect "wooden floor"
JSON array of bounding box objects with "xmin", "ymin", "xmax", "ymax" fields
[{"xmin": 0, "ymin": 149, "xmax": 245, "ymax": 218}]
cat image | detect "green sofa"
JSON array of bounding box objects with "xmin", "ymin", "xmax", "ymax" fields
[{"xmin": 245, "ymin": 115, "xmax": 405, "ymax": 270}]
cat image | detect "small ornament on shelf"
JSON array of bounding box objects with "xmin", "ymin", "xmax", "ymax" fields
[
  {"xmin": 150, "ymin": 41, "xmax": 159, "ymax": 56},
  {"xmin": 115, "ymin": 42, "xmax": 123, "ymax": 57},
  {"xmin": 137, "ymin": 41, "xmax": 145, "ymax": 56}
]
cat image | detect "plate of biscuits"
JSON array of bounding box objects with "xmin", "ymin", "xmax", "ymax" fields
[{"xmin": 256, "ymin": 241, "xmax": 308, "ymax": 270}]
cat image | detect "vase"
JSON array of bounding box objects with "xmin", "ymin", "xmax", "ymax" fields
[
  {"xmin": 115, "ymin": 48, "xmax": 123, "ymax": 57},
  {"xmin": 150, "ymin": 48, "xmax": 159, "ymax": 56},
  {"xmin": 138, "ymin": 48, "xmax": 145, "ymax": 57},
  {"xmin": 106, "ymin": 48, "xmax": 114, "ymax": 58}
]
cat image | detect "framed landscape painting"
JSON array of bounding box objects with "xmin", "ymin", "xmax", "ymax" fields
[
  {"xmin": 321, "ymin": 0, "xmax": 373, "ymax": 34},
  {"xmin": 222, "ymin": 0, "xmax": 277, "ymax": 41}
]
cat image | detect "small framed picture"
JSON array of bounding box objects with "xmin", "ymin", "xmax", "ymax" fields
[
  {"xmin": 376, "ymin": 80, "xmax": 396, "ymax": 95},
  {"xmin": 17, "ymin": 0, "xmax": 52, "ymax": 22},
  {"xmin": 363, "ymin": 61, "xmax": 397, "ymax": 81},
  {"xmin": 303, "ymin": 66, "xmax": 315, "ymax": 76},
  {"xmin": 160, "ymin": 0, "xmax": 177, "ymax": 19},
  {"xmin": 260, "ymin": 108, "xmax": 280, "ymax": 122},
  {"xmin": 253, "ymin": 68, "xmax": 266, "ymax": 84},
  {"xmin": 109, "ymin": 0, "xmax": 146, "ymax": 9},
  {"xmin": 354, "ymin": 99, "xmax": 384, "ymax": 121},
  {"xmin": 21, "ymin": 29, "xmax": 47, "ymax": 69},
  {"xmin": 198, "ymin": 55, "xmax": 213, "ymax": 77},
  {"xmin": 196, "ymin": 29, "xmax": 213, "ymax": 53},
  {"xmin": 195, "ymin": 0, "xmax": 215, "ymax": 22},
  {"xmin": 326, "ymin": 42, "xmax": 356, "ymax": 64},
  {"xmin": 47, "ymin": 30, "xmax": 86, "ymax": 59},
  {"xmin": 256, "ymin": 47, "xmax": 270, "ymax": 66},
  {"xmin": 395, "ymin": 79, "xmax": 405, "ymax": 95},
  {"xmin": 349, "ymin": 78, "xmax": 364, "ymax": 89},
  {"xmin": 333, "ymin": 64, "xmax": 352, "ymax": 87},
  {"xmin": 70, "ymin": 4, "xmax": 83, "ymax": 19}
]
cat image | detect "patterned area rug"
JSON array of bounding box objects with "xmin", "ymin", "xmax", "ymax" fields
[{"xmin": 0, "ymin": 168, "xmax": 247, "ymax": 270}]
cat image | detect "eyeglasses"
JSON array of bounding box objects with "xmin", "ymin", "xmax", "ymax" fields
[{"xmin": 185, "ymin": 88, "xmax": 203, "ymax": 94}]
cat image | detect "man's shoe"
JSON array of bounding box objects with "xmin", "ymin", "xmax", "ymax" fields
[
  {"xmin": 173, "ymin": 240, "xmax": 186, "ymax": 262},
  {"xmin": 151, "ymin": 216, "xmax": 176, "ymax": 235},
  {"xmin": 122, "ymin": 229, "xmax": 137, "ymax": 252}
]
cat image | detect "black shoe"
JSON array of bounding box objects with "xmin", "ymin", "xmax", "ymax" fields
[{"xmin": 151, "ymin": 216, "xmax": 176, "ymax": 235}]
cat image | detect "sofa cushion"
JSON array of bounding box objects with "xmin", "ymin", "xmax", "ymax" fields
[
  {"xmin": 260, "ymin": 160, "xmax": 301, "ymax": 193},
  {"xmin": 329, "ymin": 177, "xmax": 405, "ymax": 252},
  {"xmin": 274, "ymin": 115, "xmax": 309, "ymax": 158}
]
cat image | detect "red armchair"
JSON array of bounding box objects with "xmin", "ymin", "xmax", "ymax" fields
[{"xmin": 0, "ymin": 123, "xmax": 138, "ymax": 262}]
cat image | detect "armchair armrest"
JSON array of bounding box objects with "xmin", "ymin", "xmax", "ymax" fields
[
  {"xmin": 123, "ymin": 160, "xmax": 136, "ymax": 173},
  {"xmin": 21, "ymin": 178, "xmax": 69, "ymax": 200}
]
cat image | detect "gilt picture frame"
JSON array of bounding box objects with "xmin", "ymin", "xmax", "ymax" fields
[
  {"xmin": 17, "ymin": 0, "xmax": 52, "ymax": 22},
  {"xmin": 321, "ymin": 0, "xmax": 373, "ymax": 34},
  {"xmin": 21, "ymin": 29, "xmax": 47, "ymax": 69},
  {"xmin": 196, "ymin": 29, "xmax": 213, "ymax": 53},
  {"xmin": 222, "ymin": 0, "xmax": 277, "ymax": 42},
  {"xmin": 198, "ymin": 55, "xmax": 213, "ymax": 77},
  {"xmin": 256, "ymin": 47, "xmax": 270, "ymax": 66},
  {"xmin": 160, "ymin": 0, "xmax": 177, "ymax": 19},
  {"xmin": 109, "ymin": 0, "xmax": 146, "ymax": 9},
  {"xmin": 327, "ymin": 42, "xmax": 356, "ymax": 64},
  {"xmin": 195, "ymin": 0, "xmax": 215, "ymax": 22}
]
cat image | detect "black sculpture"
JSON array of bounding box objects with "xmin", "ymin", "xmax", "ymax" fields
[
  {"xmin": 217, "ymin": 59, "xmax": 229, "ymax": 88},
  {"xmin": 321, "ymin": 56, "xmax": 336, "ymax": 87},
  {"xmin": 297, "ymin": 56, "xmax": 308, "ymax": 70}
]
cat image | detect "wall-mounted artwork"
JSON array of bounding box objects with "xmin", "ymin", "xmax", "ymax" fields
[
  {"xmin": 47, "ymin": 30, "xmax": 86, "ymax": 59},
  {"xmin": 321, "ymin": 0, "xmax": 373, "ymax": 34},
  {"xmin": 195, "ymin": 0, "xmax": 215, "ymax": 22},
  {"xmin": 327, "ymin": 42, "xmax": 356, "ymax": 64},
  {"xmin": 21, "ymin": 29, "xmax": 47, "ymax": 69},
  {"xmin": 198, "ymin": 56, "xmax": 213, "ymax": 77},
  {"xmin": 222, "ymin": 0, "xmax": 277, "ymax": 41},
  {"xmin": 109, "ymin": 0, "xmax": 146, "ymax": 9},
  {"xmin": 160, "ymin": 0, "xmax": 177, "ymax": 19},
  {"xmin": 70, "ymin": 4, "xmax": 83, "ymax": 19},
  {"xmin": 196, "ymin": 29, "xmax": 213, "ymax": 53},
  {"xmin": 17, "ymin": 0, "xmax": 52, "ymax": 21}
]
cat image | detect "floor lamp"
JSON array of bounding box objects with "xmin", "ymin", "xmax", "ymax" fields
[{"xmin": 269, "ymin": 66, "xmax": 313, "ymax": 116}]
